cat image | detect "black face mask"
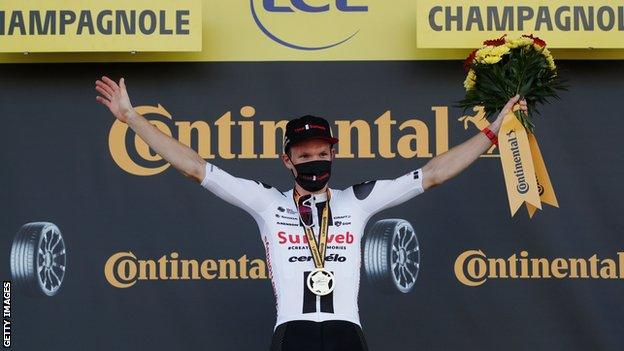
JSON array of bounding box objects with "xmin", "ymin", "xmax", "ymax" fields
[{"xmin": 290, "ymin": 159, "xmax": 332, "ymax": 192}]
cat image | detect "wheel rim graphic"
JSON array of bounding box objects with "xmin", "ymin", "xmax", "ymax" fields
[
  {"xmin": 36, "ymin": 224, "xmax": 66, "ymax": 296},
  {"xmin": 364, "ymin": 219, "xmax": 420, "ymax": 294},
  {"xmin": 390, "ymin": 221, "xmax": 420, "ymax": 293}
]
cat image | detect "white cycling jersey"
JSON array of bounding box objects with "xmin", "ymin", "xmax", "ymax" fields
[{"xmin": 200, "ymin": 162, "xmax": 425, "ymax": 331}]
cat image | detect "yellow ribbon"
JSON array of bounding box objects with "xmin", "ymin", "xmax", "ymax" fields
[
  {"xmin": 461, "ymin": 106, "xmax": 558, "ymax": 218},
  {"xmin": 525, "ymin": 132, "xmax": 559, "ymax": 218},
  {"xmin": 498, "ymin": 110, "xmax": 541, "ymax": 216}
]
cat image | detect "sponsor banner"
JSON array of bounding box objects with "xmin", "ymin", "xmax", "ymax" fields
[
  {"xmin": 0, "ymin": 0, "xmax": 202, "ymax": 52},
  {"xmin": 108, "ymin": 104, "xmax": 454, "ymax": 176},
  {"xmin": 455, "ymin": 250, "xmax": 624, "ymax": 286},
  {"xmin": 3, "ymin": 0, "xmax": 624, "ymax": 62},
  {"xmin": 104, "ymin": 252, "xmax": 268, "ymax": 288},
  {"xmin": 417, "ymin": 0, "xmax": 624, "ymax": 48},
  {"xmin": 2, "ymin": 61, "xmax": 624, "ymax": 350}
]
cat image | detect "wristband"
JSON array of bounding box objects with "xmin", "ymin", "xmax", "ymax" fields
[{"xmin": 482, "ymin": 127, "xmax": 498, "ymax": 146}]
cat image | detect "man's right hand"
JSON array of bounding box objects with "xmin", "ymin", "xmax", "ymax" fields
[
  {"xmin": 95, "ymin": 75, "xmax": 207, "ymax": 183},
  {"xmin": 95, "ymin": 76, "xmax": 134, "ymax": 123}
]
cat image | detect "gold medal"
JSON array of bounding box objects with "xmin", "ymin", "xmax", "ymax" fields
[
  {"xmin": 294, "ymin": 190, "xmax": 335, "ymax": 296},
  {"xmin": 306, "ymin": 268, "xmax": 335, "ymax": 296}
]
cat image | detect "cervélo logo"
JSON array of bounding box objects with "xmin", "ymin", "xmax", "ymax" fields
[{"xmin": 250, "ymin": 0, "xmax": 368, "ymax": 50}]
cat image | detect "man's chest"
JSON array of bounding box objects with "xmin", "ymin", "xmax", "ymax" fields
[{"xmin": 265, "ymin": 199, "xmax": 363, "ymax": 256}]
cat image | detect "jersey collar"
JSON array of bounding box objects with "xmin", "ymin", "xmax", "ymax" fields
[{"xmin": 292, "ymin": 188, "xmax": 331, "ymax": 203}]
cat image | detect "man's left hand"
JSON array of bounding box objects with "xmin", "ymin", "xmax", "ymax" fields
[{"xmin": 490, "ymin": 95, "xmax": 528, "ymax": 133}]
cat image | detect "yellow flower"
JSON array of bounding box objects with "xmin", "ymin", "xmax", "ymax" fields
[
  {"xmin": 537, "ymin": 47, "xmax": 557, "ymax": 70},
  {"xmin": 483, "ymin": 55, "xmax": 503, "ymax": 64},
  {"xmin": 546, "ymin": 56, "xmax": 556, "ymax": 70},
  {"xmin": 506, "ymin": 37, "xmax": 533, "ymax": 49},
  {"xmin": 464, "ymin": 69, "xmax": 477, "ymax": 90},
  {"xmin": 520, "ymin": 37, "xmax": 534, "ymax": 47},
  {"xmin": 476, "ymin": 45, "xmax": 494, "ymax": 60},
  {"xmin": 474, "ymin": 44, "xmax": 510, "ymax": 65},
  {"xmin": 504, "ymin": 40, "xmax": 518, "ymax": 49},
  {"xmin": 491, "ymin": 45, "xmax": 510, "ymax": 56}
]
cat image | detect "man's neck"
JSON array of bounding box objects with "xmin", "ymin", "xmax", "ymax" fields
[{"xmin": 294, "ymin": 183, "xmax": 329, "ymax": 196}]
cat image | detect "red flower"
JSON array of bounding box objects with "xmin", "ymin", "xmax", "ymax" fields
[
  {"xmin": 483, "ymin": 34, "xmax": 507, "ymax": 46},
  {"xmin": 463, "ymin": 49, "xmax": 477, "ymax": 72},
  {"xmin": 523, "ymin": 34, "xmax": 546, "ymax": 47}
]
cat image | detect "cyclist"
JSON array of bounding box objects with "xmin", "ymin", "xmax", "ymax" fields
[{"xmin": 95, "ymin": 76, "xmax": 527, "ymax": 351}]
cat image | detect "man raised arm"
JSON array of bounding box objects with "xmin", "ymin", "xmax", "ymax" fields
[
  {"xmin": 95, "ymin": 76, "xmax": 284, "ymax": 218},
  {"xmin": 421, "ymin": 94, "xmax": 527, "ymax": 190},
  {"xmin": 96, "ymin": 76, "xmax": 206, "ymax": 183}
]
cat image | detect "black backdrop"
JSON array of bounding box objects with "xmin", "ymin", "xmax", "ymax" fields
[{"xmin": 1, "ymin": 60, "xmax": 623, "ymax": 350}]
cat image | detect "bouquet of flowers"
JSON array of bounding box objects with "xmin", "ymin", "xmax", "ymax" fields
[
  {"xmin": 457, "ymin": 34, "xmax": 567, "ymax": 133},
  {"xmin": 457, "ymin": 34, "xmax": 566, "ymax": 218}
]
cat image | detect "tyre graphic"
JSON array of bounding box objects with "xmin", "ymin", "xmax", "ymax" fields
[
  {"xmin": 10, "ymin": 222, "xmax": 67, "ymax": 297},
  {"xmin": 363, "ymin": 219, "xmax": 420, "ymax": 293}
]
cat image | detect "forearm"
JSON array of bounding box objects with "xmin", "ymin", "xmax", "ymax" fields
[
  {"xmin": 125, "ymin": 109, "xmax": 205, "ymax": 181},
  {"xmin": 422, "ymin": 117, "xmax": 500, "ymax": 189}
]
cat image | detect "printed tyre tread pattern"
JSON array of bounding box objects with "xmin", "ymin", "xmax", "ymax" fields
[
  {"xmin": 10, "ymin": 222, "xmax": 54, "ymax": 297},
  {"xmin": 11, "ymin": 223, "xmax": 42, "ymax": 297},
  {"xmin": 364, "ymin": 219, "xmax": 401, "ymax": 293}
]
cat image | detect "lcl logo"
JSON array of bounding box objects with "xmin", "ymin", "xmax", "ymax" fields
[
  {"xmin": 250, "ymin": 0, "xmax": 368, "ymax": 50},
  {"xmin": 263, "ymin": 0, "xmax": 367, "ymax": 12}
]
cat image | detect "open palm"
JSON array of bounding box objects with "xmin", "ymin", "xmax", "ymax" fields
[{"xmin": 95, "ymin": 76, "xmax": 134, "ymax": 123}]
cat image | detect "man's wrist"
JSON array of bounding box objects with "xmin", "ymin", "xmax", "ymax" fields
[
  {"xmin": 124, "ymin": 108, "xmax": 138, "ymax": 124},
  {"xmin": 481, "ymin": 126, "xmax": 498, "ymax": 146},
  {"xmin": 488, "ymin": 118, "xmax": 502, "ymax": 134}
]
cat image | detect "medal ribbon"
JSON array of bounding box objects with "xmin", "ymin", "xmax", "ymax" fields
[{"xmin": 293, "ymin": 189, "xmax": 331, "ymax": 269}]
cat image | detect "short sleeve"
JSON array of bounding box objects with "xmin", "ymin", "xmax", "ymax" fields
[
  {"xmin": 347, "ymin": 168, "xmax": 425, "ymax": 217},
  {"xmin": 200, "ymin": 162, "xmax": 286, "ymax": 218}
]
